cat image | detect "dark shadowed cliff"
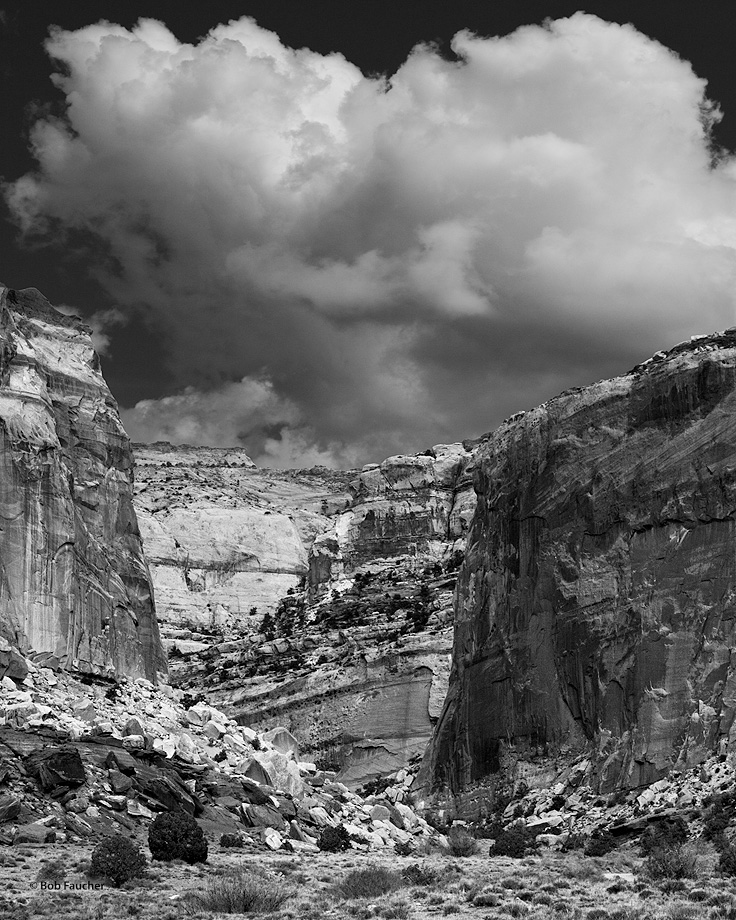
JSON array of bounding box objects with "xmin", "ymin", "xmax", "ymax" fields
[{"xmin": 421, "ymin": 330, "xmax": 736, "ymax": 807}]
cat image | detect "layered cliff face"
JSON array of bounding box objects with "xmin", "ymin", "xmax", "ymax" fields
[
  {"xmin": 0, "ymin": 286, "xmax": 166, "ymax": 681},
  {"xmin": 133, "ymin": 446, "xmax": 354, "ymax": 646},
  {"xmin": 144, "ymin": 443, "xmax": 478, "ymax": 787},
  {"xmin": 309, "ymin": 443, "xmax": 477, "ymax": 593},
  {"xmin": 422, "ymin": 331, "xmax": 736, "ymax": 805}
]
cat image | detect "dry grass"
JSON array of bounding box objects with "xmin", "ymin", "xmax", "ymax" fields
[
  {"xmin": 2, "ymin": 833, "xmax": 736, "ymax": 920},
  {"xmin": 183, "ymin": 865, "xmax": 294, "ymax": 914}
]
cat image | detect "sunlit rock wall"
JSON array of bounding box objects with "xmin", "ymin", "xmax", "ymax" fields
[{"xmin": 0, "ymin": 286, "xmax": 166, "ymax": 681}]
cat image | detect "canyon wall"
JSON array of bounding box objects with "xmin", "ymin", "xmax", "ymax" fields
[
  {"xmin": 0, "ymin": 287, "xmax": 166, "ymax": 681},
  {"xmin": 421, "ymin": 331, "xmax": 736, "ymax": 806},
  {"xmin": 148, "ymin": 443, "xmax": 478, "ymax": 786}
]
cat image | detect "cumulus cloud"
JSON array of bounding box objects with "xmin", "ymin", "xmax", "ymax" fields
[
  {"xmin": 6, "ymin": 13, "xmax": 736, "ymax": 465},
  {"xmin": 120, "ymin": 376, "xmax": 358, "ymax": 468}
]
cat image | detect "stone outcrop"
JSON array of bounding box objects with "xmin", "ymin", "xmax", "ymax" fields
[
  {"xmin": 421, "ymin": 330, "xmax": 736, "ymax": 808},
  {"xmin": 0, "ymin": 287, "xmax": 165, "ymax": 681}
]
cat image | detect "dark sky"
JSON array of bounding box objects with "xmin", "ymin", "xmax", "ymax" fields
[{"xmin": 2, "ymin": 2, "xmax": 736, "ymax": 466}]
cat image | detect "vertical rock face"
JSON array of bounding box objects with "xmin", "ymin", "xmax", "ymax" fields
[
  {"xmin": 0, "ymin": 286, "xmax": 166, "ymax": 681},
  {"xmin": 133, "ymin": 446, "xmax": 354, "ymax": 642},
  {"xmin": 423, "ymin": 331, "xmax": 736, "ymax": 803},
  {"xmin": 308, "ymin": 443, "xmax": 477, "ymax": 593}
]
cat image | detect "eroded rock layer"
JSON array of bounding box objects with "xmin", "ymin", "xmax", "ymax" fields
[
  {"xmin": 0, "ymin": 287, "xmax": 166, "ymax": 681},
  {"xmin": 145, "ymin": 444, "xmax": 478, "ymax": 786},
  {"xmin": 133, "ymin": 445, "xmax": 353, "ymax": 646},
  {"xmin": 423, "ymin": 330, "xmax": 736, "ymax": 804}
]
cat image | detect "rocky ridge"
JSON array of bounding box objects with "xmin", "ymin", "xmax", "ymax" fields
[
  {"xmin": 0, "ymin": 286, "xmax": 165, "ymax": 681},
  {"xmin": 420, "ymin": 328, "xmax": 736, "ymax": 816}
]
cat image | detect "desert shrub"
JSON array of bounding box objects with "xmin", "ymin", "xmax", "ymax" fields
[
  {"xmin": 448, "ymin": 826, "xmax": 477, "ymax": 857},
  {"xmin": 148, "ymin": 810, "xmax": 208, "ymax": 864},
  {"xmin": 360, "ymin": 776, "xmax": 392, "ymax": 798},
  {"xmin": 639, "ymin": 816, "xmax": 689, "ymax": 856},
  {"xmin": 424, "ymin": 809, "xmax": 450, "ymax": 832},
  {"xmin": 336, "ymin": 866, "xmax": 404, "ymax": 900},
  {"xmin": 394, "ymin": 839, "xmax": 414, "ymax": 856},
  {"xmin": 687, "ymin": 889, "xmax": 709, "ymax": 902},
  {"xmin": 318, "ymin": 824, "xmax": 352, "ymax": 852},
  {"xmin": 219, "ymin": 833, "xmax": 246, "ymax": 848},
  {"xmin": 90, "ymin": 835, "xmax": 146, "ymax": 887},
  {"xmin": 584, "ymin": 829, "xmax": 617, "ymax": 857},
  {"xmin": 646, "ymin": 843, "xmax": 697, "ymax": 880},
  {"xmin": 36, "ymin": 857, "xmax": 66, "ymax": 884},
  {"xmin": 718, "ymin": 844, "xmax": 736, "ymax": 876},
  {"xmin": 402, "ymin": 862, "xmax": 438, "ymax": 887},
  {"xmin": 561, "ymin": 832, "xmax": 587, "ymax": 852},
  {"xmin": 704, "ymin": 809, "xmax": 732, "ymax": 841},
  {"xmin": 469, "ymin": 817, "xmax": 503, "ymax": 839},
  {"xmin": 490, "ymin": 824, "xmax": 538, "ymax": 858},
  {"xmin": 185, "ymin": 868, "xmax": 292, "ymax": 914}
]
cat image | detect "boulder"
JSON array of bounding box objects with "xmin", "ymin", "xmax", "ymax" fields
[
  {"xmin": 105, "ymin": 749, "xmax": 138, "ymax": 775},
  {"xmin": 243, "ymin": 761, "xmax": 272, "ymax": 786},
  {"xmin": 263, "ymin": 727, "xmax": 299, "ymax": 759},
  {"xmin": 0, "ymin": 642, "xmax": 29, "ymax": 682},
  {"xmin": 239, "ymin": 778, "xmax": 273, "ymax": 806},
  {"xmin": 0, "ymin": 794, "xmax": 21, "ymax": 822},
  {"xmin": 13, "ymin": 823, "xmax": 56, "ymax": 844},
  {"xmin": 124, "ymin": 717, "xmax": 145, "ymax": 736},
  {"xmin": 241, "ymin": 803, "xmax": 287, "ymax": 831},
  {"xmin": 24, "ymin": 746, "xmax": 86, "ymax": 791}
]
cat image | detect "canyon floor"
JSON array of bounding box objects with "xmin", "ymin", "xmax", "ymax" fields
[{"xmin": 1, "ymin": 838, "xmax": 734, "ymax": 920}]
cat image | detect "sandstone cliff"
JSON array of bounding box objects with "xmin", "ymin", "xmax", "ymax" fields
[
  {"xmin": 141, "ymin": 443, "xmax": 478, "ymax": 787},
  {"xmin": 421, "ymin": 330, "xmax": 736, "ymax": 807},
  {"xmin": 0, "ymin": 286, "xmax": 166, "ymax": 681},
  {"xmin": 309, "ymin": 443, "xmax": 476, "ymax": 593},
  {"xmin": 133, "ymin": 445, "xmax": 353, "ymax": 647}
]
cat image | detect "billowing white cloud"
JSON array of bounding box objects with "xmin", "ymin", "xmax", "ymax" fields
[{"xmin": 6, "ymin": 13, "xmax": 736, "ymax": 466}]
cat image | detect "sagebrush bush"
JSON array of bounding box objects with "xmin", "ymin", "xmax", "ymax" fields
[
  {"xmin": 90, "ymin": 835, "xmax": 146, "ymax": 887},
  {"xmin": 36, "ymin": 857, "xmax": 66, "ymax": 884},
  {"xmin": 318, "ymin": 824, "xmax": 352, "ymax": 852},
  {"xmin": 185, "ymin": 868, "xmax": 292, "ymax": 914},
  {"xmin": 401, "ymin": 862, "xmax": 438, "ymax": 886},
  {"xmin": 219, "ymin": 833, "xmax": 246, "ymax": 848},
  {"xmin": 646, "ymin": 843, "xmax": 697, "ymax": 880},
  {"xmin": 490, "ymin": 824, "xmax": 538, "ymax": 858},
  {"xmin": 448, "ymin": 826, "xmax": 477, "ymax": 857},
  {"xmin": 584, "ymin": 830, "xmax": 617, "ymax": 857},
  {"xmin": 336, "ymin": 866, "xmax": 404, "ymax": 900},
  {"xmin": 718, "ymin": 844, "xmax": 736, "ymax": 876},
  {"xmin": 639, "ymin": 816, "xmax": 689, "ymax": 855},
  {"xmin": 148, "ymin": 810, "xmax": 208, "ymax": 864}
]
